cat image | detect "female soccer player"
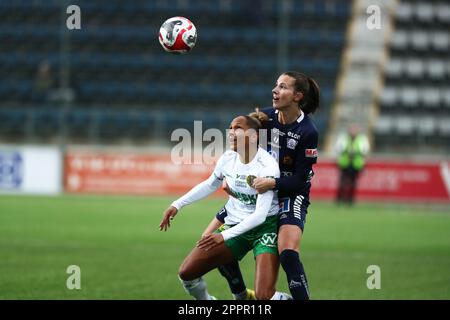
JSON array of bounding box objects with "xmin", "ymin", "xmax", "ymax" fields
[
  {"xmin": 159, "ymin": 115, "xmax": 290, "ymax": 300},
  {"xmin": 215, "ymin": 71, "xmax": 320, "ymax": 300}
]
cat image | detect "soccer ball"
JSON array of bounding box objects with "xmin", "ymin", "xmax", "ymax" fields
[{"xmin": 158, "ymin": 16, "xmax": 197, "ymax": 54}]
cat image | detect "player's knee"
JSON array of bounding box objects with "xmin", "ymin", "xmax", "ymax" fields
[
  {"xmin": 178, "ymin": 264, "xmax": 194, "ymax": 281},
  {"xmin": 255, "ymin": 288, "xmax": 275, "ymax": 300}
]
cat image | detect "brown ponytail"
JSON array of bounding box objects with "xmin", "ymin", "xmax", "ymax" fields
[
  {"xmin": 303, "ymin": 77, "xmax": 320, "ymax": 114},
  {"xmin": 248, "ymin": 107, "xmax": 270, "ymax": 128}
]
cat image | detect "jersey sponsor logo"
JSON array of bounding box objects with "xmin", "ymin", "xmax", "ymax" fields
[
  {"xmin": 234, "ymin": 180, "xmax": 247, "ymax": 188},
  {"xmin": 272, "ymin": 128, "xmax": 285, "ymax": 136},
  {"xmin": 287, "ymin": 138, "xmax": 298, "ymax": 150},
  {"xmin": 305, "ymin": 148, "xmax": 318, "ymax": 158},
  {"xmin": 287, "ymin": 132, "xmax": 301, "ymax": 140},
  {"xmin": 234, "ymin": 174, "xmax": 254, "ymax": 188},
  {"xmin": 259, "ymin": 233, "xmax": 278, "ymax": 247},
  {"xmin": 270, "ymin": 129, "xmax": 280, "ymax": 148},
  {"xmin": 281, "ymin": 171, "xmax": 293, "ymax": 177},
  {"xmin": 233, "ymin": 190, "xmax": 258, "ymax": 205},
  {"xmin": 273, "ymin": 135, "xmax": 279, "ymax": 144}
]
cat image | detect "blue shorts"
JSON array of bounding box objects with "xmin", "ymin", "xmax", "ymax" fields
[
  {"xmin": 215, "ymin": 195, "xmax": 309, "ymax": 231},
  {"xmin": 277, "ymin": 196, "xmax": 309, "ymax": 231}
]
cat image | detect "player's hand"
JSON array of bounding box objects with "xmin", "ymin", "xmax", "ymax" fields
[
  {"xmin": 253, "ymin": 177, "xmax": 276, "ymax": 194},
  {"xmin": 222, "ymin": 181, "xmax": 235, "ymax": 197},
  {"xmin": 159, "ymin": 206, "xmax": 178, "ymax": 231},
  {"xmin": 196, "ymin": 233, "xmax": 224, "ymax": 251}
]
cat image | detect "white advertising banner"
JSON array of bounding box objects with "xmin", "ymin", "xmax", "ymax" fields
[{"xmin": 0, "ymin": 146, "xmax": 62, "ymax": 195}]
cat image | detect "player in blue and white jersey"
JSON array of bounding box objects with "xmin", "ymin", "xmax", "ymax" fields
[{"xmin": 214, "ymin": 71, "xmax": 320, "ymax": 300}]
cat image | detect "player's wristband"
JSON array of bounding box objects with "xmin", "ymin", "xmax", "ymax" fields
[{"xmin": 274, "ymin": 178, "xmax": 280, "ymax": 191}]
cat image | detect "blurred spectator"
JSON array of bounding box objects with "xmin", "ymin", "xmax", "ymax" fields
[
  {"xmin": 335, "ymin": 124, "xmax": 370, "ymax": 205},
  {"xmin": 31, "ymin": 60, "xmax": 79, "ymax": 105},
  {"xmin": 31, "ymin": 60, "xmax": 56, "ymax": 104}
]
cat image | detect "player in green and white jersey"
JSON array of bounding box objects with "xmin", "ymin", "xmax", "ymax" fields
[{"xmin": 159, "ymin": 115, "xmax": 291, "ymax": 300}]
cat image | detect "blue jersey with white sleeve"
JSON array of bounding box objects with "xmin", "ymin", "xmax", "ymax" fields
[
  {"xmin": 255, "ymin": 106, "xmax": 318, "ymax": 230},
  {"xmin": 260, "ymin": 106, "xmax": 318, "ymax": 199}
]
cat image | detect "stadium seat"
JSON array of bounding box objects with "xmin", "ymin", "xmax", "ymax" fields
[
  {"xmin": 0, "ymin": 0, "xmax": 351, "ymax": 144},
  {"xmin": 421, "ymin": 88, "xmax": 441, "ymax": 110},
  {"xmin": 374, "ymin": 116, "xmax": 394, "ymax": 135},
  {"xmin": 395, "ymin": 116, "xmax": 415, "ymax": 136},
  {"xmin": 441, "ymin": 89, "xmax": 450, "ymax": 108},
  {"xmin": 379, "ymin": 86, "xmax": 399, "ymax": 110},
  {"xmin": 390, "ymin": 30, "xmax": 409, "ymax": 51},
  {"xmin": 377, "ymin": 0, "xmax": 449, "ymax": 152},
  {"xmin": 417, "ymin": 117, "xmax": 436, "ymax": 137},
  {"xmin": 404, "ymin": 59, "xmax": 425, "ymax": 79},
  {"xmin": 410, "ymin": 31, "xmax": 429, "ymax": 52},
  {"xmin": 426, "ymin": 59, "xmax": 446, "ymax": 81},
  {"xmin": 385, "ymin": 59, "xmax": 403, "ymax": 79},
  {"xmin": 399, "ymin": 86, "xmax": 420, "ymax": 110}
]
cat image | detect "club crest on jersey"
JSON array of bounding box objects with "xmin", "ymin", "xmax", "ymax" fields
[
  {"xmin": 287, "ymin": 138, "xmax": 298, "ymax": 150},
  {"xmin": 305, "ymin": 148, "xmax": 318, "ymax": 158},
  {"xmin": 246, "ymin": 175, "xmax": 256, "ymax": 187}
]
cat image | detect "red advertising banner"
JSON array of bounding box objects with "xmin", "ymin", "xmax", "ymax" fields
[
  {"xmin": 311, "ymin": 160, "xmax": 450, "ymax": 202},
  {"xmin": 64, "ymin": 153, "xmax": 215, "ymax": 195},
  {"xmin": 64, "ymin": 152, "xmax": 450, "ymax": 202}
]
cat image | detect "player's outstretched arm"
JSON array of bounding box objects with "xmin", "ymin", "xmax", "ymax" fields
[{"xmin": 159, "ymin": 206, "xmax": 178, "ymax": 231}]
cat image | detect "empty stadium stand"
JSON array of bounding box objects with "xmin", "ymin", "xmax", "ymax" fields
[
  {"xmin": 0, "ymin": 0, "xmax": 350, "ymax": 144},
  {"xmin": 375, "ymin": 0, "xmax": 450, "ymax": 154}
]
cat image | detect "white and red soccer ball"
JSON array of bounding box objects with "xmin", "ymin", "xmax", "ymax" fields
[{"xmin": 158, "ymin": 16, "xmax": 197, "ymax": 54}]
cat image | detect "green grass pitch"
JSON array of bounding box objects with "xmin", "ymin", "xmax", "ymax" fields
[{"xmin": 0, "ymin": 194, "xmax": 449, "ymax": 299}]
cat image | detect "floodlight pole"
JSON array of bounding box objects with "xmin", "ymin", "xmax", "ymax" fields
[
  {"xmin": 277, "ymin": 0, "xmax": 291, "ymax": 74},
  {"xmin": 59, "ymin": 0, "xmax": 71, "ymax": 148}
]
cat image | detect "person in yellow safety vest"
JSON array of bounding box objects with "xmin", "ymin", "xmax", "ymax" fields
[{"xmin": 335, "ymin": 125, "xmax": 370, "ymax": 205}]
